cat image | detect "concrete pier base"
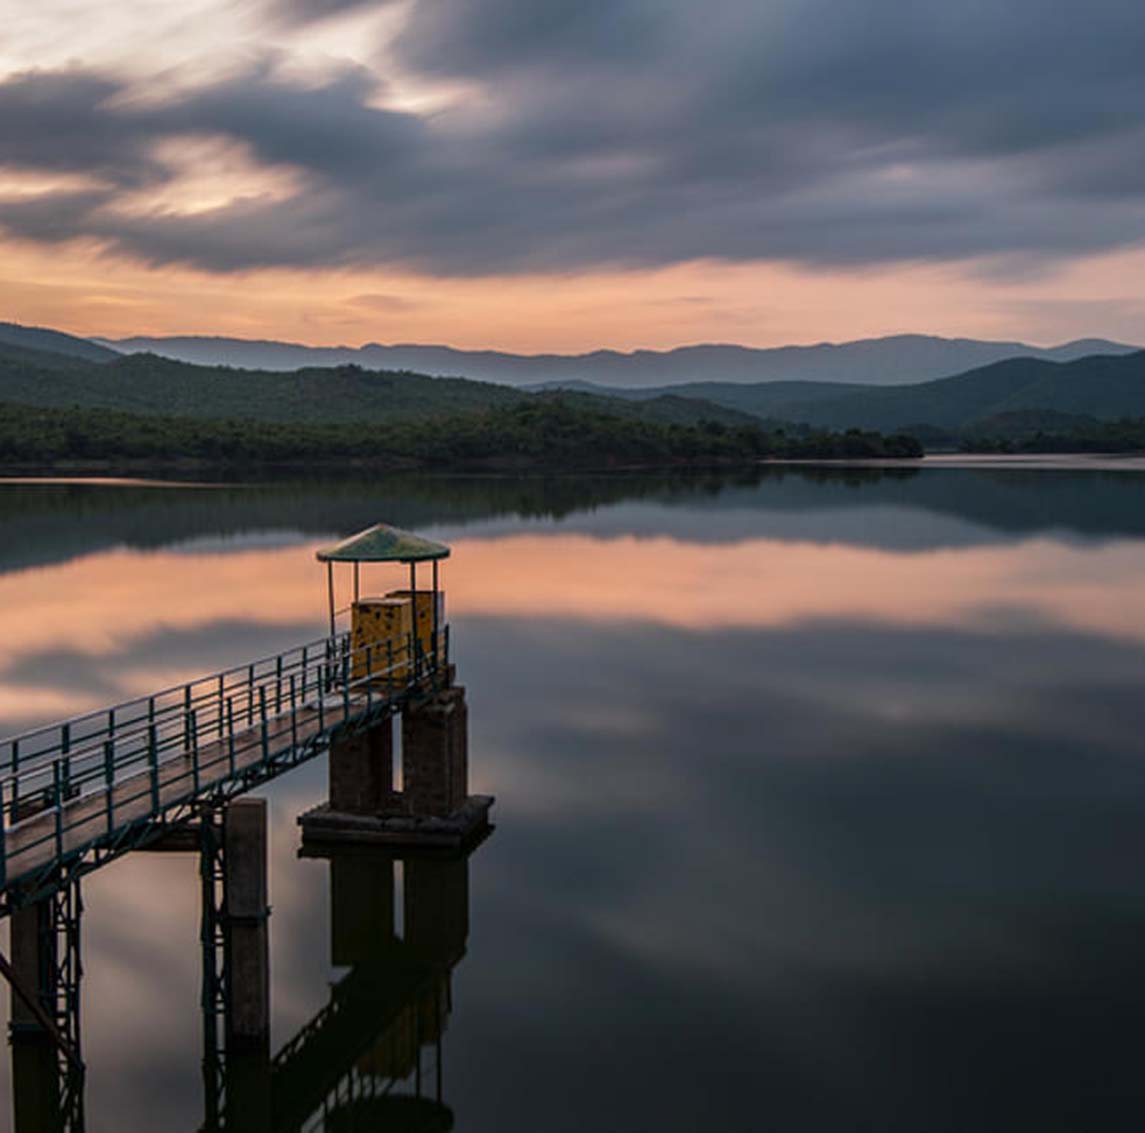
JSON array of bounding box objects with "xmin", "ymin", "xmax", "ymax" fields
[
  {"xmin": 298, "ymin": 794, "xmax": 494, "ymax": 850},
  {"xmin": 300, "ymin": 687, "xmax": 493, "ymax": 850}
]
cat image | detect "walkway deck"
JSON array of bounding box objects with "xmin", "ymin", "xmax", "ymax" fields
[{"xmin": 0, "ymin": 630, "xmax": 447, "ymax": 911}]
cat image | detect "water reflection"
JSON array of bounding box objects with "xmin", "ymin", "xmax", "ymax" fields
[
  {"xmin": 6, "ymin": 814, "xmax": 485, "ymax": 1132},
  {"xmin": 4, "ymin": 467, "xmax": 1145, "ymax": 1130}
]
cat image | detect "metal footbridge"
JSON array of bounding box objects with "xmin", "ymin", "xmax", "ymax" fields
[{"xmin": 0, "ymin": 628, "xmax": 448, "ymax": 912}]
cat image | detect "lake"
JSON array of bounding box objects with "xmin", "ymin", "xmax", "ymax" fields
[{"xmin": 2, "ymin": 461, "xmax": 1145, "ymax": 1131}]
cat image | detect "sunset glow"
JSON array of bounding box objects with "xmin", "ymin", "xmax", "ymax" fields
[{"xmin": 3, "ymin": 1, "xmax": 1143, "ymax": 349}]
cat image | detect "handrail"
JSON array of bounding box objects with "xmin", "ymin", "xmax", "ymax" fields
[
  {"xmin": 0, "ymin": 626, "xmax": 450, "ymax": 897},
  {"xmin": 0, "ymin": 631, "xmax": 353, "ymax": 764}
]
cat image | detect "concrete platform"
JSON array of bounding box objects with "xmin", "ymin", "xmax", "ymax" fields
[{"xmin": 298, "ymin": 794, "xmax": 494, "ymax": 850}]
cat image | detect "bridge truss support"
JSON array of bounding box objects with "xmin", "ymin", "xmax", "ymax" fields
[{"xmin": 8, "ymin": 868, "xmax": 85, "ymax": 1132}]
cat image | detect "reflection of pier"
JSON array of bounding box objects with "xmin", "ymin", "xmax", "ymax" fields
[
  {"xmin": 0, "ymin": 525, "xmax": 493, "ymax": 1131},
  {"xmin": 267, "ymin": 845, "xmax": 477, "ymax": 1132}
]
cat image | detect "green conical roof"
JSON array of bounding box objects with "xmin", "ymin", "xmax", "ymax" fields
[{"xmin": 316, "ymin": 523, "xmax": 451, "ymax": 563}]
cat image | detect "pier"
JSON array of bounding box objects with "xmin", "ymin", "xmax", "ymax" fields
[{"xmin": 0, "ymin": 524, "xmax": 494, "ymax": 1130}]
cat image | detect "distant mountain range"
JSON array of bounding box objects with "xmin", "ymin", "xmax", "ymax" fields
[
  {"xmin": 4, "ymin": 319, "xmax": 1145, "ymax": 443},
  {"xmin": 0, "ymin": 325, "xmax": 756, "ymax": 430},
  {"xmin": 96, "ymin": 332, "xmax": 1139, "ymax": 389}
]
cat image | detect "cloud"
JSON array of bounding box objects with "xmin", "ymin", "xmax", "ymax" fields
[
  {"xmin": 2, "ymin": 0, "xmax": 1145, "ymax": 276},
  {"xmin": 269, "ymin": 0, "xmax": 394, "ymax": 27}
]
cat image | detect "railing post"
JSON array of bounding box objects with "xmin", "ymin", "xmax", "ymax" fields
[
  {"xmin": 190, "ymin": 708, "xmax": 200, "ymax": 794},
  {"xmin": 259, "ymin": 687, "xmax": 269, "ymax": 762},
  {"xmin": 0, "ymin": 783, "xmax": 7, "ymax": 889},
  {"xmin": 104, "ymin": 739, "xmax": 115, "ymax": 833},
  {"xmin": 218, "ymin": 674, "xmax": 226, "ymax": 739},
  {"xmin": 301, "ymin": 646, "xmax": 309, "ymax": 702},
  {"xmin": 248, "ymin": 664, "xmax": 255, "ymax": 726},
  {"xmin": 61, "ymin": 723, "xmax": 71, "ymax": 797},
  {"xmin": 10, "ymin": 738, "xmax": 18, "ymax": 825},
  {"xmin": 341, "ymin": 651, "xmax": 350, "ymax": 719},
  {"xmin": 290, "ymin": 674, "xmax": 298, "ymax": 749},
  {"xmin": 275, "ymin": 655, "xmax": 283, "ymax": 715},
  {"xmin": 149, "ymin": 723, "xmax": 160, "ymax": 812},
  {"xmin": 53, "ymin": 760, "xmax": 64, "ymax": 858},
  {"xmin": 184, "ymin": 685, "xmax": 192, "ymax": 752},
  {"xmin": 227, "ymin": 698, "xmax": 236, "ymax": 775}
]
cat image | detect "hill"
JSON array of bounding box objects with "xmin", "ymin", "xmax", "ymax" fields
[
  {"xmin": 99, "ymin": 332, "xmax": 1140, "ymax": 389},
  {"xmin": 769, "ymin": 352, "xmax": 1145, "ymax": 432},
  {"xmin": 527, "ymin": 378, "xmax": 868, "ymax": 418},
  {"xmin": 0, "ymin": 321, "xmax": 118, "ymax": 364},
  {"xmin": 0, "ymin": 343, "xmax": 758, "ymax": 431},
  {"xmin": 559, "ymin": 352, "xmax": 1145, "ymax": 436}
]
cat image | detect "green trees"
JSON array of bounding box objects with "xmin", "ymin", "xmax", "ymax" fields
[{"xmin": 0, "ymin": 397, "xmax": 923, "ymax": 472}]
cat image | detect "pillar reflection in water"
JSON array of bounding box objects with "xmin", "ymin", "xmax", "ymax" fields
[
  {"xmin": 215, "ymin": 836, "xmax": 480, "ymax": 1133},
  {"xmin": 269, "ymin": 843, "xmax": 479, "ymax": 1132}
]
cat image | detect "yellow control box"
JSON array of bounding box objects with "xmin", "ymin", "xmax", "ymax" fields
[
  {"xmin": 386, "ymin": 590, "xmax": 444, "ymax": 667},
  {"xmin": 351, "ymin": 598, "xmax": 412, "ymax": 682}
]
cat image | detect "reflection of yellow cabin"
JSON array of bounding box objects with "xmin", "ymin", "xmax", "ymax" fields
[{"xmin": 356, "ymin": 981, "xmax": 447, "ymax": 1080}]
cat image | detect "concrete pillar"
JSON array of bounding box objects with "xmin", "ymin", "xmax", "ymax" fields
[
  {"xmin": 224, "ymin": 800, "xmax": 269, "ymax": 1049},
  {"xmin": 330, "ymin": 854, "xmax": 395, "ymax": 968},
  {"xmin": 329, "ymin": 716, "xmax": 400, "ymax": 815},
  {"xmin": 9, "ymin": 903, "xmax": 60, "ymax": 1133},
  {"xmin": 223, "ymin": 799, "xmax": 271, "ymax": 1129},
  {"xmin": 401, "ymin": 688, "xmax": 468, "ymax": 818}
]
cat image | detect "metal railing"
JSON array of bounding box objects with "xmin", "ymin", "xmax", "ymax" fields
[{"xmin": 0, "ymin": 625, "xmax": 450, "ymax": 897}]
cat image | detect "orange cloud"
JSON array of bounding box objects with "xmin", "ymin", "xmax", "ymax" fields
[{"xmin": 3, "ymin": 234, "xmax": 1145, "ymax": 352}]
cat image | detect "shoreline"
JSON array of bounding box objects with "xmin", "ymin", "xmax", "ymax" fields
[{"xmin": 3, "ymin": 451, "xmax": 1145, "ymax": 486}]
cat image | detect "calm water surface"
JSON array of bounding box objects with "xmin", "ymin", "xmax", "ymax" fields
[{"xmin": 2, "ymin": 464, "xmax": 1145, "ymax": 1131}]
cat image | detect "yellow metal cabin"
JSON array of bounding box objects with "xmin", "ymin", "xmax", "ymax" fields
[{"xmin": 315, "ymin": 523, "xmax": 451, "ymax": 685}]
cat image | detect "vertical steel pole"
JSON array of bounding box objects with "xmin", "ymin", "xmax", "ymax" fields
[
  {"xmin": 0, "ymin": 783, "xmax": 7, "ymax": 888},
  {"xmin": 327, "ymin": 561, "xmax": 336, "ymax": 638},
  {"xmin": 149, "ymin": 724, "xmax": 159, "ymax": 811},
  {"xmin": 432, "ymin": 558, "xmax": 440, "ymax": 676},
  {"xmin": 227, "ymin": 698, "xmax": 236, "ymax": 776},
  {"xmin": 409, "ymin": 561, "xmax": 418, "ymax": 680},
  {"xmin": 11, "ymin": 738, "xmax": 18, "ymax": 825},
  {"xmin": 53, "ymin": 761, "xmax": 64, "ymax": 857},
  {"xmin": 104, "ymin": 740, "xmax": 115, "ymax": 833}
]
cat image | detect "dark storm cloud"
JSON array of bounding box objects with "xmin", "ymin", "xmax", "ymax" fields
[{"xmin": 3, "ymin": 0, "xmax": 1145, "ymax": 274}]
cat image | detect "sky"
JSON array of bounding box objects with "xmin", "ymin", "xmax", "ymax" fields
[{"xmin": 1, "ymin": 0, "xmax": 1144, "ymax": 351}]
